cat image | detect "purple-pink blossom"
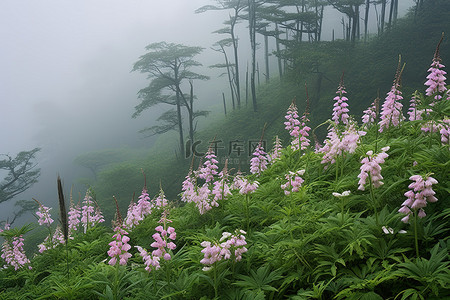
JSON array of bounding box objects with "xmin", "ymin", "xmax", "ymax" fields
[
  {"xmin": 1, "ymin": 234, "xmax": 31, "ymax": 270},
  {"xmin": 38, "ymin": 226, "xmax": 66, "ymax": 253},
  {"xmin": 268, "ymin": 136, "xmax": 283, "ymax": 163},
  {"xmin": 135, "ymin": 213, "xmax": 176, "ymax": 272},
  {"xmin": 281, "ymin": 170, "xmax": 305, "ymax": 195},
  {"xmin": 379, "ymin": 73, "xmax": 404, "ymax": 132},
  {"xmin": 332, "ymin": 82, "xmax": 350, "ymax": 125},
  {"xmin": 197, "ymin": 149, "xmax": 219, "ymax": 183},
  {"xmin": 284, "ymin": 102, "xmax": 301, "ymax": 150},
  {"xmin": 357, "ymin": 146, "xmax": 390, "ymax": 191},
  {"xmin": 233, "ymin": 173, "xmax": 259, "ymax": 195},
  {"xmin": 108, "ymin": 225, "xmax": 132, "ymax": 266},
  {"xmin": 362, "ymin": 98, "xmax": 378, "ymax": 126},
  {"xmin": 319, "ymin": 123, "xmax": 365, "ymax": 167},
  {"xmin": 68, "ymin": 204, "xmax": 81, "ymax": 235},
  {"xmin": 81, "ymin": 191, "xmax": 104, "ymax": 233},
  {"xmin": 399, "ymin": 175, "xmax": 438, "ymax": 223},
  {"xmin": 250, "ymin": 143, "xmax": 268, "ymax": 176},
  {"xmin": 200, "ymin": 229, "xmax": 247, "ymax": 270},
  {"xmin": 425, "ymin": 40, "xmax": 448, "ymax": 100},
  {"xmin": 36, "ymin": 205, "xmax": 54, "ymax": 226}
]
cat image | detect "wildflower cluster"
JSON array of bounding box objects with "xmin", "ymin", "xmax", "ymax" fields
[
  {"xmin": 36, "ymin": 205, "xmax": 54, "ymax": 226},
  {"xmin": 250, "ymin": 143, "xmax": 268, "ymax": 176},
  {"xmin": 362, "ymin": 98, "xmax": 379, "ymax": 126},
  {"xmin": 67, "ymin": 203, "xmax": 81, "ymax": 235},
  {"xmin": 357, "ymin": 146, "xmax": 390, "ymax": 191},
  {"xmin": 0, "ymin": 225, "xmax": 31, "ymax": 271},
  {"xmin": 284, "ymin": 101, "xmax": 301, "ymax": 150},
  {"xmin": 181, "ymin": 149, "xmax": 231, "ymax": 214},
  {"xmin": 107, "ymin": 225, "xmax": 132, "ymax": 266},
  {"xmin": 268, "ymin": 136, "xmax": 283, "ymax": 163},
  {"xmin": 425, "ymin": 45, "xmax": 448, "ymax": 100},
  {"xmin": 379, "ymin": 69, "xmax": 405, "ymax": 132},
  {"xmin": 319, "ymin": 122, "xmax": 365, "ymax": 167},
  {"xmin": 136, "ymin": 213, "xmax": 176, "ymax": 272},
  {"xmin": 81, "ymin": 191, "xmax": 104, "ymax": 233},
  {"xmin": 1, "ymin": 235, "xmax": 31, "ymax": 270},
  {"xmin": 200, "ymin": 229, "xmax": 247, "ymax": 271},
  {"xmin": 232, "ymin": 172, "xmax": 259, "ymax": 195},
  {"xmin": 284, "ymin": 101, "xmax": 310, "ymax": 151},
  {"xmin": 281, "ymin": 170, "xmax": 305, "ymax": 195},
  {"xmin": 399, "ymin": 175, "xmax": 438, "ymax": 223},
  {"xmin": 332, "ymin": 81, "xmax": 350, "ymax": 125},
  {"xmin": 38, "ymin": 227, "xmax": 65, "ymax": 253}
]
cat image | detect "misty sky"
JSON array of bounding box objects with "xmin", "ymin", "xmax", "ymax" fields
[{"xmin": 0, "ymin": 1, "xmax": 415, "ymax": 222}]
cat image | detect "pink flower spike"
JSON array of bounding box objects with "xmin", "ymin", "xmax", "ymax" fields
[{"xmin": 399, "ymin": 174, "xmax": 438, "ymax": 223}]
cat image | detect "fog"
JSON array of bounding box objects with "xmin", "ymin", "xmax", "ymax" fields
[{"xmin": 0, "ymin": 1, "xmax": 415, "ymax": 225}]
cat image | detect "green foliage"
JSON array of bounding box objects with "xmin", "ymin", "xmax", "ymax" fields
[{"xmin": 2, "ymin": 4, "xmax": 450, "ymax": 299}]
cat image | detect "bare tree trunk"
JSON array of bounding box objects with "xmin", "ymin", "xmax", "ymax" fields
[
  {"xmin": 219, "ymin": 44, "xmax": 236, "ymax": 110},
  {"xmin": 380, "ymin": 0, "xmax": 386, "ymax": 34},
  {"xmin": 248, "ymin": 0, "xmax": 257, "ymax": 111},
  {"xmin": 174, "ymin": 59, "xmax": 185, "ymax": 158},
  {"xmin": 318, "ymin": 5, "xmax": 324, "ymax": 42},
  {"xmin": 230, "ymin": 15, "xmax": 241, "ymax": 109},
  {"xmin": 275, "ymin": 23, "xmax": 283, "ymax": 78},
  {"xmin": 222, "ymin": 92, "xmax": 227, "ymax": 115},
  {"xmin": 264, "ymin": 29, "xmax": 269, "ymax": 83},
  {"xmin": 364, "ymin": 0, "xmax": 370, "ymax": 42},
  {"xmin": 188, "ymin": 80, "xmax": 194, "ymax": 144},
  {"xmin": 245, "ymin": 64, "xmax": 249, "ymax": 107},
  {"xmin": 388, "ymin": 0, "xmax": 394, "ymax": 29}
]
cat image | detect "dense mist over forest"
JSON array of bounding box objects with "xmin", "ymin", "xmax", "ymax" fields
[{"xmin": 1, "ymin": 0, "xmax": 417, "ymax": 225}]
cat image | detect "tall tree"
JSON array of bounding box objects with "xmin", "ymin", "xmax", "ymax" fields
[
  {"xmin": 211, "ymin": 39, "xmax": 237, "ymax": 110},
  {"xmin": 328, "ymin": 0, "xmax": 364, "ymax": 42},
  {"xmin": 196, "ymin": 0, "xmax": 246, "ymax": 108},
  {"xmin": 248, "ymin": 0, "xmax": 258, "ymax": 111},
  {"xmin": 132, "ymin": 42, "xmax": 209, "ymax": 157},
  {"xmin": 0, "ymin": 148, "xmax": 40, "ymax": 204}
]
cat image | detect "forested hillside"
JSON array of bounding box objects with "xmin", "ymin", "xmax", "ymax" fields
[{"xmin": 0, "ymin": 1, "xmax": 449, "ymax": 299}]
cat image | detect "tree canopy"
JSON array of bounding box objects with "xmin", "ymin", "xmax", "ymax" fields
[{"xmin": 0, "ymin": 148, "xmax": 40, "ymax": 204}]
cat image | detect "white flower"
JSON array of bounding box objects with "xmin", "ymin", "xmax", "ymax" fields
[
  {"xmin": 332, "ymin": 190, "xmax": 351, "ymax": 198},
  {"xmin": 382, "ymin": 226, "xmax": 394, "ymax": 234}
]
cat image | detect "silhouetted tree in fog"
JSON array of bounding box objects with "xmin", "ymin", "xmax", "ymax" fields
[{"xmin": 132, "ymin": 42, "xmax": 209, "ymax": 157}]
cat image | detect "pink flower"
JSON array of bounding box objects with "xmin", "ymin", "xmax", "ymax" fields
[
  {"xmin": 319, "ymin": 122, "xmax": 365, "ymax": 168},
  {"xmin": 357, "ymin": 147, "xmax": 390, "ymax": 191},
  {"xmin": 200, "ymin": 229, "xmax": 247, "ymax": 270},
  {"xmin": 197, "ymin": 149, "xmax": 219, "ymax": 183},
  {"xmin": 299, "ymin": 114, "xmax": 311, "ymax": 151},
  {"xmin": 81, "ymin": 190, "xmax": 104, "ymax": 233},
  {"xmin": 281, "ymin": 170, "xmax": 305, "ymax": 195},
  {"xmin": 107, "ymin": 225, "xmax": 132, "ymax": 266},
  {"xmin": 399, "ymin": 174, "xmax": 438, "ymax": 223},
  {"xmin": 137, "ymin": 188, "xmax": 152, "ymax": 217},
  {"xmin": 268, "ymin": 136, "xmax": 283, "ymax": 163},
  {"xmin": 362, "ymin": 98, "xmax": 378, "ymax": 126},
  {"xmin": 68, "ymin": 204, "xmax": 81, "ymax": 234},
  {"xmin": 1, "ymin": 234, "xmax": 31, "ymax": 270},
  {"xmin": 379, "ymin": 80, "xmax": 404, "ymax": 132},
  {"xmin": 284, "ymin": 102, "xmax": 301, "ymax": 147},
  {"xmin": 407, "ymin": 94, "xmax": 424, "ymax": 121},
  {"xmin": 332, "ymin": 82, "xmax": 350, "ymax": 125},
  {"xmin": 425, "ymin": 52, "xmax": 447, "ymax": 100},
  {"xmin": 250, "ymin": 143, "xmax": 268, "ymax": 176},
  {"xmin": 36, "ymin": 205, "xmax": 54, "ymax": 226},
  {"xmin": 38, "ymin": 226, "xmax": 66, "ymax": 252}
]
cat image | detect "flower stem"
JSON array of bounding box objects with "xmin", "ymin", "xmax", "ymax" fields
[
  {"xmin": 368, "ymin": 173, "xmax": 378, "ymax": 226},
  {"xmin": 245, "ymin": 194, "xmax": 250, "ymax": 232},
  {"xmin": 213, "ymin": 264, "xmax": 218, "ymax": 299},
  {"xmin": 414, "ymin": 212, "xmax": 419, "ymax": 258}
]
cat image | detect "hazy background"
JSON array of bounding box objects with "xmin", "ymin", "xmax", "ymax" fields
[{"xmin": 0, "ymin": 0, "xmax": 415, "ymax": 224}]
